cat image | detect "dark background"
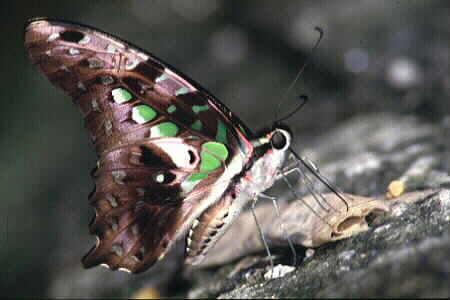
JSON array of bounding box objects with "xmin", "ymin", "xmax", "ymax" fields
[{"xmin": 1, "ymin": 0, "xmax": 449, "ymax": 297}]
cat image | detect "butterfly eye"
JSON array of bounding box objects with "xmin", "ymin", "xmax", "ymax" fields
[{"xmin": 271, "ymin": 130, "xmax": 288, "ymax": 150}]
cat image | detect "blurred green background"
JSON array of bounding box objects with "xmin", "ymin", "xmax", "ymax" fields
[{"xmin": 1, "ymin": 0, "xmax": 449, "ymax": 297}]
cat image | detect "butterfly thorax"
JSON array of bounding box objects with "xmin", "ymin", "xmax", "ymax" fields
[{"xmin": 243, "ymin": 127, "xmax": 292, "ymax": 194}]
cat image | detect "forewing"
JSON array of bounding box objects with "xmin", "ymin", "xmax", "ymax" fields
[{"xmin": 24, "ymin": 18, "xmax": 252, "ymax": 155}]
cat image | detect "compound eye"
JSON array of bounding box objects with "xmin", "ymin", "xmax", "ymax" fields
[{"xmin": 271, "ymin": 130, "xmax": 288, "ymax": 150}]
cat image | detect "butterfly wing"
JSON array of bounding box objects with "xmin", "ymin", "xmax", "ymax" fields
[{"xmin": 24, "ymin": 18, "xmax": 254, "ymax": 273}]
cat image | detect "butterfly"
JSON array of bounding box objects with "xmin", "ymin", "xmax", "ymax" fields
[{"xmin": 24, "ymin": 18, "xmax": 297, "ymax": 274}]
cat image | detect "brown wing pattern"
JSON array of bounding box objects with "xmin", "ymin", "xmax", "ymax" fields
[
  {"xmin": 24, "ymin": 18, "xmax": 253, "ymax": 273},
  {"xmin": 24, "ymin": 18, "xmax": 251, "ymax": 155}
]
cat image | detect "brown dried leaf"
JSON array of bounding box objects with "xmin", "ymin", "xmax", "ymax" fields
[
  {"xmin": 267, "ymin": 193, "xmax": 389, "ymax": 248},
  {"xmin": 198, "ymin": 190, "xmax": 437, "ymax": 267}
]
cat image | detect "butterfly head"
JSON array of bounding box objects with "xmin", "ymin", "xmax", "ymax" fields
[{"xmin": 250, "ymin": 123, "xmax": 292, "ymax": 168}]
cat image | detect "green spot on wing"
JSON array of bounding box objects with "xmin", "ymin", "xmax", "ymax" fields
[
  {"xmin": 200, "ymin": 152, "xmax": 221, "ymax": 172},
  {"xmin": 112, "ymin": 88, "xmax": 133, "ymax": 104},
  {"xmin": 150, "ymin": 122, "xmax": 179, "ymax": 138},
  {"xmin": 182, "ymin": 142, "xmax": 229, "ymax": 187},
  {"xmin": 216, "ymin": 120, "xmax": 228, "ymax": 144},
  {"xmin": 175, "ymin": 87, "xmax": 189, "ymax": 96},
  {"xmin": 167, "ymin": 105, "xmax": 176, "ymax": 113},
  {"xmin": 192, "ymin": 105, "xmax": 209, "ymax": 113},
  {"xmin": 132, "ymin": 105, "xmax": 157, "ymax": 124},
  {"xmin": 187, "ymin": 172, "xmax": 208, "ymax": 182},
  {"xmin": 155, "ymin": 73, "xmax": 168, "ymax": 83},
  {"xmin": 202, "ymin": 142, "xmax": 229, "ymax": 161},
  {"xmin": 191, "ymin": 120, "xmax": 203, "ymax": 131}
]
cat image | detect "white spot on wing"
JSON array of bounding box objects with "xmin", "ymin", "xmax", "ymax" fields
[
  {"xmin": 47, "ymin": 32, "xmax": 59, "ymax": 42},
  {"xmin": 68, "ymin": 48, "xmax": 80, "ymax": 55},
  {"xmin": 132, "ymin": 106, "xmax": 152, "ymax": 124},
  {"xmin": 131, "ymin": 151, "xmax": 142, "ymax": 157},
  {"xmin": 125, "ymin": 59, "xmax": 139, "ymax": 70},
  {"xmin": 78, "ymin": 35, "xmax": 91, "ymax": 45},
  {"xmin": 77, "ymin": 81, "xmax": 86, "ymax": 91},
  {"xmin": 155, "ymin": 173, "xmax": 165, "ymax": 183},
  {"xmin": 192, "ymin": 219, "xmax": 200, "ymax": 229},
  {"xmin": 155, "ymin": 73, "xmax": 169, "ymax": 83},
  {"xmin": 156, "ymin": 142, "xmax": 192, "ymax": 168},
  {"xmin": 106, "ymin": 44, "xmax": 117, "ymax": 53}
]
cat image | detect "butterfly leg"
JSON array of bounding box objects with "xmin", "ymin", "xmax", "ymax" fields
[
  {"xmin": 251, "ymin": 196, "xmax": 274, "ymax": 272},
  {"xmin": 281, "ymin": 153, "xmax": 350, "ymax": 212},
  {"xmin": 276, "ymin": 165, "xmax": 337, "ymax": 231},
  {"xmin": 277, "ymin": 160, "xmax": 301, "ymax": 178},
  {"xmin": 278, "ymin": 155, "xmax": 347, "ymax": 216},
  {"xmin": 258, "ymin": 193, "xmax": 298, "ymax": 267}
]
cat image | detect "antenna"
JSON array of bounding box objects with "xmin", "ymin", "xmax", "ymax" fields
[
  {"xmin": 274, "ymin": 94, "xmax": 308, "ymax": 124},
  {"xmin": 274, "ymin": 27, "xmax": 324, "ymax": 124}
]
